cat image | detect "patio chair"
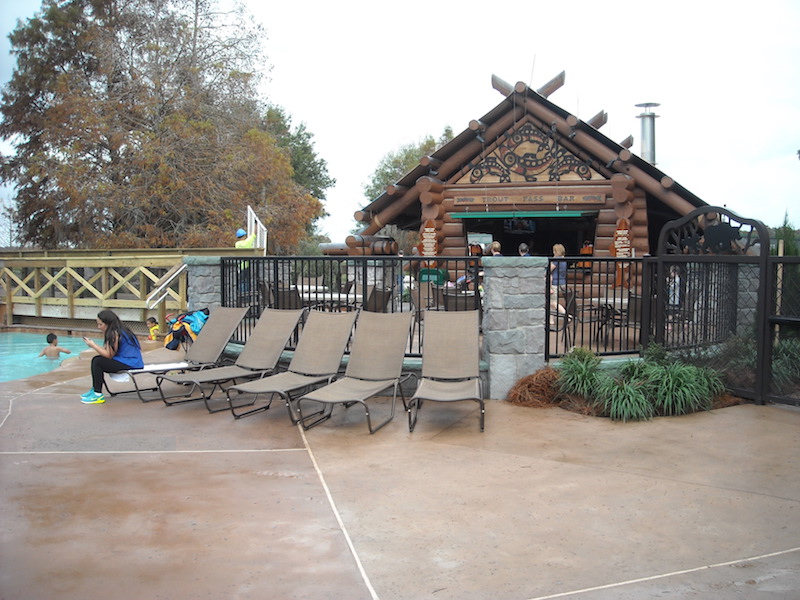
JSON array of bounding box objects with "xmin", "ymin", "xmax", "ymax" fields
[
  {"xmin": 154, "ymin": 308, "xmax": 304, "ymax": 413},
  {"xmin": 603, "ymin": 292, "xmax": 643, "ymax": 350},
  {"xmin": 547, "ymin": 288, "xmax": 577, "ymax": 348},
  {"xmin": 408, "ymin": 310, "xmax": 485, "ymax": 432},
  {"xmin": 258, "ymin": 281, "xmax": 274, "ymax": 308},
  {"xmin": 103, "ymin": 306, "xmax": 249, "ymax": 402},
  {"xmin": 442, "ymin": 289, "xmax": 481, "ymax": 312},
  {"xmin": 430, "ymin": 284, "xmax": 444, "ymax": 310},
  {"xmin": 274, "ymin": 286, "xmax": 306, "ymax": 309},
  {"xmin": 297, "ymin": 311, "xmax": 414, "ymax": 434},
  {"xmin": 408, "ymin": 283, "xmax": 427, "ymax": 341},
  {"xmin": 225, "ymin": 309, "xmax": 358, "ymax": 421},
  {"xmin": 363, "ymin": 286, "xmax": 394, "ymax": 312}
]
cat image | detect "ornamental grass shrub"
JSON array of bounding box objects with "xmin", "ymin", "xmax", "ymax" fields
[
  {"xmin": 772, "ymin": 337, "xmax": 800, "ymax": 395},
  {"xmin": 555, "ymin": 347, "xmax": 601, "ymax": 400},
  {"xmin": 554, "ymin": 345, "xmax": 726, "ymax": 422}
]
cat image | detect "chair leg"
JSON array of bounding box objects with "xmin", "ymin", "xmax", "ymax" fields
[
  {"xmin": 228, "ymin": 390, "xmax": 273, "ymax": 419},
  {"xmin": 408, "ymin": 398, "xmax": 485, "ymax": 432},
  {"xmin": 407, "ymin": 398, "xmax": 421, "ymax": 432},
  {"xmin": 297, "ymin": 398, "xmax": 335, "ymax": 430},
  {"xmin": 364, "ymin": 389, "xmax": 398, "ymax": 434}
]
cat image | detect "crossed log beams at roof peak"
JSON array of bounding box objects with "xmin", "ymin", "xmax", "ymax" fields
[{"xmin": 493, "ymin": 72, "xmax": 565, "ymax": 99}]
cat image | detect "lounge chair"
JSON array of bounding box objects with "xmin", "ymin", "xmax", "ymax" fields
[
  {"xmin": 297, "ymin": 311, "xmax": 414, "ymax": 434},
  {"xmin": 407, "ymin": 310, "xmax": 485, "ymax": 432},
  {"xmin": 103, "ymin": 306, "xmax": 249, "ymax": 402},
  {"xmin": 154, "ymin": 308, "xmax": 304, "ymax": 413},
  {"xmin": 225, "ymin": 309, "xmax": 358, "ymax": 421}
]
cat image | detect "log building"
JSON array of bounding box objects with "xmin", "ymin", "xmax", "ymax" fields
[{"xmin": 326, "ymin": 75, "xmax": 707, "ymax": 259}]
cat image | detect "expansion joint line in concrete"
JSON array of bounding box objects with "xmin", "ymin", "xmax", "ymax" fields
[
  {"xmin": 299, "ymin": 423, "xmax": 379, "ymax": 600},
  {"xmin": 524, "ymin": 546, "xmax": 800, "ymax": 600}
]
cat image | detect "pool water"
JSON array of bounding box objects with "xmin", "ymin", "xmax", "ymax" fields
[{"xmin": 0, "ymin": 332, "xmax": 98, "ymax": 383}]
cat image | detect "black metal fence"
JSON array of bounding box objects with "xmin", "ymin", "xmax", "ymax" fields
[
  {"xmin": 641, "ymin": 206, "xmax": 800, "ymax": 406},
  {"xmin": 546, "ymin": 257, "xmax": 645, "ymax": 358},
  {"xmin": 220, "ymin": 249, "xmax": 800, "ymax": 407},
  {"xmin": 766, "ymin": 256, "xmax": 800, "ymax": 404},
  {"xmin": 221, "ymin": 255, "xmax": 481, "ymax": 356}
]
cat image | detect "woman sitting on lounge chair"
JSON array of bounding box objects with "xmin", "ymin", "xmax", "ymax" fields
[{"xmin": 81, "ymin": 309, "xmax": 144, "ymax": 404}]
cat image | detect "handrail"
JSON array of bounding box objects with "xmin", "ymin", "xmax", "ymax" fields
[
  {"xmin": 246, "ymin": 205, "xmax": 268, "ymax": 256},
  {"xmin": 146, "ymin": 263, "xmax": 187, "ymax": 309}
]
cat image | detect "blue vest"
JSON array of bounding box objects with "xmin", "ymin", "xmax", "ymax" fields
[{"xmin": 115, "ymin": 331, "xmax": 144, "ymax": 369}]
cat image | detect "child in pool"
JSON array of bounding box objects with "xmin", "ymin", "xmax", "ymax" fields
[{"xmin": 39, "ymin": 333, "xmax": 72, "ymax": 359}]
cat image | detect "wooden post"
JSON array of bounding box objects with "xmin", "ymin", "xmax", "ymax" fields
[
  {"xmin": 3, "ymin": 271, "xmax": 12, "ymax": 326},
  {"xmin": 67, "ymin": 270, "xmax": 74, "ymax": 320},
  {"xmin": 35, "ymin": 267, "xmax": 42, "ymax": 318}
]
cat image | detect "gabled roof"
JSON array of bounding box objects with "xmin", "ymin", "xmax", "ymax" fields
[{"xmin": 355, "ymin": 79, "xmax": 706, "ymax": 236}]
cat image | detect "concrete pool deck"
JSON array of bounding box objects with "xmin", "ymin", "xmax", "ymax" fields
[{"xmin": 1, "ymin": 346, "xmax": 799, "ymax": 599}]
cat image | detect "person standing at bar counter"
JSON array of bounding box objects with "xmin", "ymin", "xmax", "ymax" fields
[{"xmin": 549, "ymin": 244, "xmax": 568, "ymax": 325}]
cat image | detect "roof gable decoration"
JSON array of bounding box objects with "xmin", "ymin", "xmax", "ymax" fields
[
  {"xmin": 325, "ymin": 75, "xmax": 708, "ymax": 257},
  {"xmin": 460, "ymin": 121, "xmax": 602, "ymax": 185}
]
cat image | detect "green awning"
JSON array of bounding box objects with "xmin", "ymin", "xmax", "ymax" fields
[{"xmin": 451, "ymin": 210, "xmax": 597, "ymax": 219}]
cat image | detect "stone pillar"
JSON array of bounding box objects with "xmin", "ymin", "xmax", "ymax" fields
[
  {"xmin": 184, "ymin": 256, "xmax": 222, "ymax": 312},
  {"xmin": 482, "ymin": 256, "xmax": 547, "ymax": 400}
]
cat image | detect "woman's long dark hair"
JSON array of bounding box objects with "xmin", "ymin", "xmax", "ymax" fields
[{"xmin": 97, "ymin": 309, "xmax": 140, "ymax": 351}]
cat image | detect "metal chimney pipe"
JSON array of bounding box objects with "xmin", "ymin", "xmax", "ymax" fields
[{"xmin": 635, "ymin": 102, "xmax": 660, "ymax": 165}]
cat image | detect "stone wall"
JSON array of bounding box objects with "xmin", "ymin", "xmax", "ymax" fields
[
  {"xmin": 481, "ymin": 256, "xmax": 547, "ymax": 400},
  {"xmin": 184, "ymin": 256, "xmax": 222, "ymax": 313}
]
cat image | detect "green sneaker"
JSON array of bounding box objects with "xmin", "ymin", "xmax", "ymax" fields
[
  {"xmin": 81, "ymin": 392, "xmax": 105, "ymax": 404},
  {"xmin": 81, "ymin": 389, "xmax": 96, "ymax": 399}
]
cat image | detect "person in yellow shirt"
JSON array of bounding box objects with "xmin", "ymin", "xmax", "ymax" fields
[
  {"xmin": 146, "ymin": 317, "xmax": 159, "ymax": 340},
  {"xmin": 235, "ymin": 228, "xmax": 256, "ymax": 250},
  {"xmin": 235, "ymin": 228, "xmax": 256, "ymax": 295}
]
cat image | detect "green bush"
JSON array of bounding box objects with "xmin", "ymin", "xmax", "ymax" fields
[
  {"xmin": 556, "ymin": 347, "xmax": 601, "ymax": 400},
  {"xmin": 772, "ymin": 337, "xmax": 800, "ymax": 394},
  {"xmin": 556, "ymin": 348, "xmax": 727, "ymax": 422},
  {"xmin": 594, "ymin": 373, "xmax": 654, "ymax": 422},
  {"xmin": 641, "ymin": 342, "xmax": 668, "ymax": 365},
  {"xmin": 652, "ymin": 362, "xmax": 716, "ymax": 416}
]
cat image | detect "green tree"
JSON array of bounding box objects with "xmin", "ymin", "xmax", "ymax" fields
[
  {"xmin": 0, "ymin": 0, "xmax": 325, "ymax": 251},
  {"xmin": 362, "ymin": 127, "xmax": 454, "ymax": 201},
  {"xmin": 360, "ymin": 127, "xmax": 453, "ymax": 248},
  {"xmin": 774, "ymin": 211, "xmax": 798, "ymax": 256}
]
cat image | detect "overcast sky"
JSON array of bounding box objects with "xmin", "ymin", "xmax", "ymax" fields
[{"xmin": 3, "ymin": 0, "xmax": 799, "ymax": 243}]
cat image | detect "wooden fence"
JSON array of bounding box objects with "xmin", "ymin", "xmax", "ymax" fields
[{"xmin": 0, "ymin": 251, "xmax": 192, "ymax": 330}]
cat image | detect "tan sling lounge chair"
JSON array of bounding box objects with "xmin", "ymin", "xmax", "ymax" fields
[
  {"xmin": 407, "ymin": 310, "xmax": 485, "ymax": 432},
  {"xmin": 225, "ymin": 309, "xmax": 358, "ymax": 421},
  {"xmin": 103, "ymin": 306, "xmax": 249, "ymax": 402},
  {"xmin": 297, "ymin": 311, "xmax": 413, "ymax": 434},
  {"xmin": 155, "ymin": 308, "xmax": 304, "ymax": 413}
]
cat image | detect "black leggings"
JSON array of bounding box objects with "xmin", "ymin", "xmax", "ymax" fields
[{"xmin": 91, "ymin": 355, "xmax": 131, "ymax": 392}]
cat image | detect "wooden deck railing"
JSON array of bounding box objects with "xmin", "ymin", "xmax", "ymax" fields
[{"xmin": 1, "ymin": 251, "xmax": 190, "ymax": 328}]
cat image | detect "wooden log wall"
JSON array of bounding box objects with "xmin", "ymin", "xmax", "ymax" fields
[{"xmin": 344, "ymin": 235, "xmax": 398, "ymax": 256}]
